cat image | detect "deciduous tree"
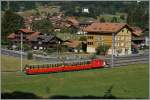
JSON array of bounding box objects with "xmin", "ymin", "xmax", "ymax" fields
[
  {"xmin": 32, "ymin": 18, "xmax": 53, "ymax": 34},
  {"xmin": 2, "ymin": 10, "xmax": 24, "ymax": 41}
]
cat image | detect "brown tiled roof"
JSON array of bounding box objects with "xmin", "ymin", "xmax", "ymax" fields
[
  {"xmin": 67, "ymin": 17, "xmax": 79, "ymax": 26},
  {"xmin": 27, "ymin": 32, "xmax": 42, "ymax": 41},
  {"xmin": 131, "ymin": 27, "xmax": 143, "ymax": 36},
  {"xmin": 7, "ymin": 33, "xmax": 16, "ymax": 39},
  {"xmin": 8, "ymin": 29, "xmax": 41, "ymax": 40},
  {"xmin": 18, "ymin": 29, "xmax": 34, "ymax": 33},
  {"xmin": 63, "ymin": 40, "xmax": 80, "ymax": 48},
  {"xmin": 83, "ymin": 22, "xmax": 130, "ymax": 33}
]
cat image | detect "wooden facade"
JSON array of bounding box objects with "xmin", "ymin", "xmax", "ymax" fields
[
  {"xmin": 7, "ymin": 29, "xmax": 63, "ymax": 50},
  {"xmin": 84, "ymin": 23, "xmax": 132, "ymax": 56}
]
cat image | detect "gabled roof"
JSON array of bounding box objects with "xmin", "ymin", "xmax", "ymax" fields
[
  {"xmin": 83, "ymin": 22, "xmax": 132, "ymax": 33},
  {"xmin": 7, "ymin": 33, "xmax": 16, "ymax": 39},
  {"xmin": 66, "ymin": 17, "xmax": 79, "ymax": 26},
  {"xmin": 7, "ymin": 29, "xmax": 41, "ymax": 39},
  {"xmin": 27, "ymin": 32, "xmax": 42, "ymax": 41},
  {"xmin": 17, "ymin": 29, "xmax": 34, "ymax": 33},
  {"xmin": 63, "ymin": 40, "xmax": 81, "ymax": 48},
  {"xmin": 30, "ymin": 34, "xmax": 63, "ymax": 43},
  {"xmin": 131, "ymin": 27, "xmax": 143, "ymax": 36}
]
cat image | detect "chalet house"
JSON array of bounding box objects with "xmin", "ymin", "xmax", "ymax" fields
[
  {"xmin": 77, "ymin": 18, "xmax": 98, "ymax": 35},
  {"xmin": 65, "ymin": 17, "xmax": 79, "ymax": 28},
  {"xmin": 84, "ymin": 23, "xmax": 133, "ymax": 56},
  {"xmin": 131, "ymin": 27, "xmax": 149, "ymax": 47},
  {"xmin": 29, "ymin": 34, "xmax": 63, "ymax": 50},
  {"xmin": 63, "ymin": 40, "xmax": 81, "ymax": 52},
  {"xmin": 7, "ymin": 29, "xmax": 63, "ymax": 50}
]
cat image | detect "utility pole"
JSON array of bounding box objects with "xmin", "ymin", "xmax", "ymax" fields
[
  {"xmin": 111, "ymin": 33, "xmax": 115, "ymax": 67},
  {"xmin": 21, "ymin": 32, "xmax": 23, "ymax": 72}
]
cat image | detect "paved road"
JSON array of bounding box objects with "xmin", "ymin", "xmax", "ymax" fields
[
  {"xmin": 1, "ymin": 49, "xmax": 92, "ymax": 63},
  {"xmin": 1, "ymin": 48, "xmax": 149, "ymax": 65}
]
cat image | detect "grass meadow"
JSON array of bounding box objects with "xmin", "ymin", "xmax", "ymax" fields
[{"xmin": 1, "ymin": 55, "xmax": 149, "ymax": 99}]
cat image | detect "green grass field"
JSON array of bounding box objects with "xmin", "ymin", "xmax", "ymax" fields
[
  {"xmin": 98, "ymin": 14, "xmax": 126, "ymax": 23},
  {"xmin": 1, "ymin": 55, "xmax": 149, "ymax": 99},
  {"xmin": 1, "ymin": 55, "xmax": 44, "ymax": 71}
]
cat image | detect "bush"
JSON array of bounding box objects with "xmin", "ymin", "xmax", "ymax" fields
[
  {"xmin": 27, "ymin": 51, "xmax": 33, "ymax": 60},
  {"xmin": 96, "ymin": 44, "xmax": 110, "ymax": 55},
  {"xmin": 120, "ymin": 15, "xmax": 125, "ymax": 20},
  {"xmin": 76, "ymin": 43, "xmax": 82, "ymax": 53},
  {"xmin": 81, "ymin": 42, "xmax": 87, "ymax": 53},
  {"xmin": 23, "ymin": 44, "xmax": 31, "ymax": 51},
  {"xmin": 91, "ymin": 53, "xmax": 97, "ymax": 59},
  {"xmin": 79, "ymin": 36, "xmax": 87, "ymax": 41},
  {"xmin": 139, "ymin": 45, "xmax": 149, "ymax": 50},
  {"xmin": 46, "ymin": 48, "xmax": 57, "ymax": 54},
  {"xmin": 16, "ymin": 43, "xmax": 31, "ymax": 51},
  {"xmin": 61, "ymin": 45, "xmax": 68, "ymax": 52},
  {"xmin": 1, "ymin": 40, "xmax": 11, "ymax": 45},
  {"xmin": 60, "ymin": 27, "xmax": 70, "ymax": 33}
]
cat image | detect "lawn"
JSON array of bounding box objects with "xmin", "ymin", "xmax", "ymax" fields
[
  {"xmin": 98, "ymin": 14, "xmax": 126, "ymax": 22},
  {"xmin": 1, "ymin": 55, "xmax": 44, "ymax": 71},
  {"xmin": 1, "ymin": 55, "xmax": 149, "ymax": 99}
]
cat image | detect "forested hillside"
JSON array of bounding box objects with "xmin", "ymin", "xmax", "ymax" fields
[{"xmin": 1, "ymin": 1, "xmax": 149, "ymax": 28}]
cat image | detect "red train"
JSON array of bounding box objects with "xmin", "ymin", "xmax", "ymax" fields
[{"xmin": 24, "ymin": 59, "xmax": 105, "ymax": 75}]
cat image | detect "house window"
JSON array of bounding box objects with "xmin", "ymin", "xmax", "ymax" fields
[
  {"xmin": 121, "ymin": 43, "xmax": 124, "ymax": 46},
  {"xmin": 122, "ymin": 29, "xmax": 124, "ymax": 32},
  {"xmin": 117, "ymin": 36, "xmax": 120, "ymax": 40},
  {"xmin": 87, "ymin": 42, "xmax": 93, "ymax": 45},
  {"xmin": 101, "ymin": 36, "xmax": 104, "ymax": 40},
  {"xmin": 121, "ymin": 37, "xmax": 124, "ymax": 40},
  {"xmin": 88, "ymin": 36, "xmax": 93, "ymax": 39}
]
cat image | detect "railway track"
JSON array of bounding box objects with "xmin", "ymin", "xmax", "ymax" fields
[
  {"xmin": 2, "ymin": 48, "xmax": 149, "ymax": 68},
  {"xmin": 104, "ymin": 54, "xmax": 149, "ymax": 67}
]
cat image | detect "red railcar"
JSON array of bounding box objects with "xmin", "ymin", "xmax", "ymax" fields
[{"xmin": 25, "ymin": 59, "xmax": 105, "ymax": 75}]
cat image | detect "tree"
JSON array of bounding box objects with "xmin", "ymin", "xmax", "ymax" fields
[
  {"xmin": 69, "ymin": 26, "xmax": 78, "ymax": 34},
  {"xmin": 79, "ymin": 36, "xmax": 87, "ymax": 41},
  {"xmin": 96, "ymin": 44, "xmax": 110, "ymax": 55},
  {"xmin": 79, "ymin": 36, "xmax": 87, "ymax": 52},
  {"xmin": 32, "ymin": 18, "xmax": 53, "ymax": 34},
  {"xmin": 76, "ymin": 43, "xmax": 82, "ymax": 53},
  {"xmin": 2, "ymin": 10, "xmax": 24, "ymax": 41},
  {"xmin": 81, "ymin": 42, "xmax": 87, "ymax": 53},
  {"xmin": 120, "ymin": 15, "xmax": 125, "ymax": 20},
  {"xmin": 127, "ymin": 2, "xmax": 149, "ymax": 28},
  {"xmin": 100, "ymin": 17, "xmax": 106, "ymax": 22},
  {"xmin": 27, "ymin": 51, "xmax": 33, "ymax": 60},
  {"xmin": 111, "ymin": 17, "xmax": 118, "ymax": 22},
  {"xmin": 16, "ymin": 43, "xmax": 31, "ymax": 51},
  {"xmin": 60, "ymin": 26, "xmax": 70, "ymax": 33}
]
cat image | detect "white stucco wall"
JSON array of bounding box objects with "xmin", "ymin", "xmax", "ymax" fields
[{"xmin": 87, "ymin": 47, "xmax": 96, "ymax": 53}]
